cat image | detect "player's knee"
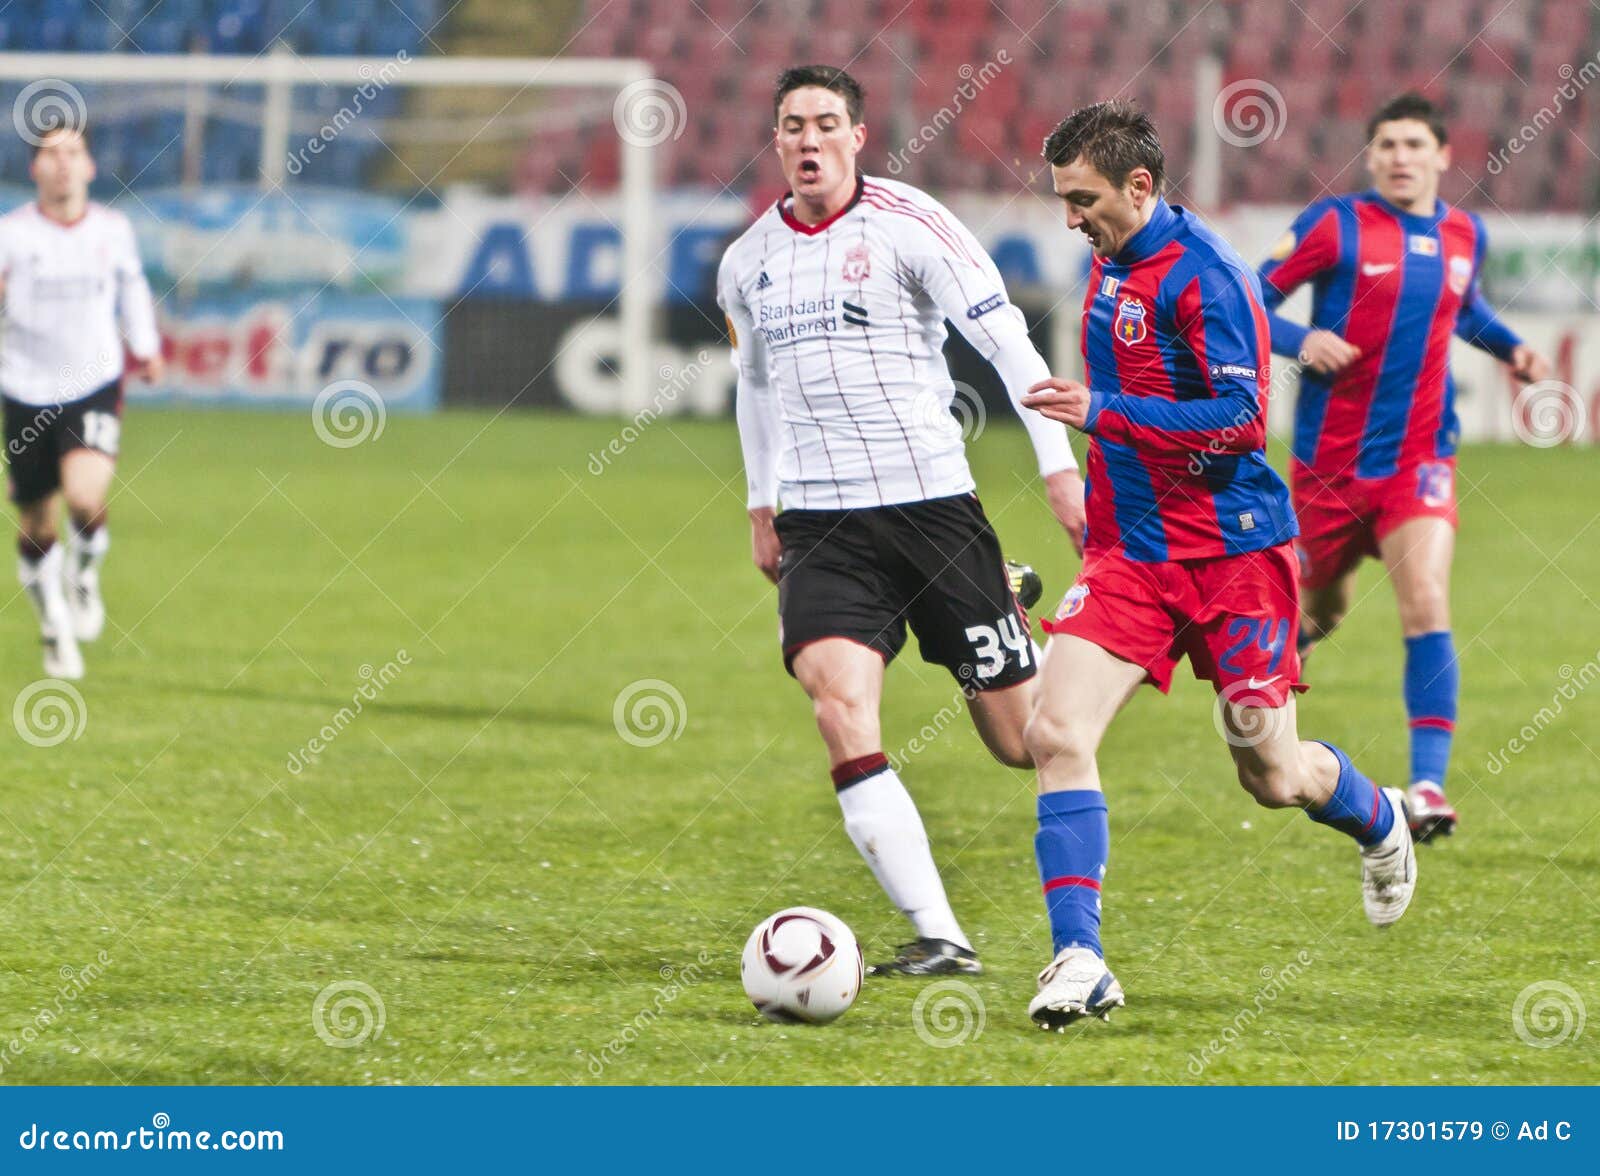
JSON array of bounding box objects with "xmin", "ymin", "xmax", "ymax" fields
[
  {"xmin": 1236, "ymin": 762, "xmax": 1302, "ymax": 809},
  {"xmin": 1022, "ymin": 708, "xmax": 1092, "ymax": 775},
  {"xmin": 1397, "ymin": 580, "xmax": 1449, "ymax": 631},
  {"xmin": 984, "ymin": 733, "xmax": 1034, "ymax": 771},
  {"xmin": 811, "ymin": 689, "xmax": 876, "ymax": 746}
]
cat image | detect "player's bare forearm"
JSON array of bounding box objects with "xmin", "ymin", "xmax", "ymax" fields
[
  {"xmin": 1042, "ymin": 468, "xmax": 1085, "ymax": 555},
  {"xmin": 748, "ymin": 506, "xmax": 781, "ymax": 585}
]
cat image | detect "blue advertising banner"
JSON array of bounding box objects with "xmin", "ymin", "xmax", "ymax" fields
[{"xmin": 132, "ymin": 290, "xmax": 442, "ymax": 414}]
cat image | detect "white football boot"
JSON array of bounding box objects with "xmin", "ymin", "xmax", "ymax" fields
[
  {"xmin": 42, "ymin": 626, "xmax": 85, "ymax": 680},
  {"xmin": 1361, "ymin": 787, "xmax": 1417, "ymax": 926},
  {"xmin": 20, "ymin": 546, "xmax": 85, "ymax": 680},
  {"xmin": 1028, "ymin": 946, "xmax": 1125, "ymax": 1031}
]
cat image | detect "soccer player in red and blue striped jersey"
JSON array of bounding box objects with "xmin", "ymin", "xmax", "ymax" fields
[
  {"xmin": 1258, "ymin": 93, "xmax": 1550, "ymax": 842},
  {"xmin": 1018, "ymin": 102, "xmax": 1417, "ymax": 1031}
]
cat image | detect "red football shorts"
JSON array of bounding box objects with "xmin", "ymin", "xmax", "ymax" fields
[
  {"xmin": 1290, "ymin": 457, "xmax": 1458, "ymax": 590},
  {"xmin": 1041, "ymin": 542, "xmax": 1306, "ymax": 707}
]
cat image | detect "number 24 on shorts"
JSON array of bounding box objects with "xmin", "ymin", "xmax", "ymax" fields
[
  {"xmin": 964, "ymin": 613, "xmax": 1031, "ymax": 681},
  {"xmin": 1218, "ymin": 616, "xmax": 1289, "ymax": 676}
]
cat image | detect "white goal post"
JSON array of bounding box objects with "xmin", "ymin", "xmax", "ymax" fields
[{"xmin": 0, "ymin": 48, "xmax": 662, "ymax": 412}]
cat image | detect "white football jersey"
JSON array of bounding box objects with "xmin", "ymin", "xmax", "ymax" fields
[
  {"xmin": 0, "ymin": 201, "xmax": 161, "ymax": 407},
  {"xmin": 717, "ymin": 174, "xmax": 1074, "ymax": 511}
]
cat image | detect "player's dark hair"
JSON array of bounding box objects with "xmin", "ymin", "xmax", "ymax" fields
[
  {"xmin": 28, "ymin": 119, "xmax": 90, "ymax": 157},
  {"xmin": 773, "ymin": 65, "xmax": 865, "ymax": 126},
  {"xmin": 1042, "ymin": 100, "xmax": 1165, "ymax": 192},
  {"xmin": 1367, "ymin": 92, "xmax": 1448, "ymax": 146}
]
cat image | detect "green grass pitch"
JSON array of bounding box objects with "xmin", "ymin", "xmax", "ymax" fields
[{"xmin": 1, "ymin": 408, "xmax": 1595, "ymax": 1085}]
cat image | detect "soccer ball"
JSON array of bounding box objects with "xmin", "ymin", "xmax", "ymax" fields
[{"xmin": 740, "ymin": 907, "xmax": 863, "ymax": 1025}]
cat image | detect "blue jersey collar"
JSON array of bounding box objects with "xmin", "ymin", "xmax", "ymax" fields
[{"xmin": 1112, "ymin": 198, "xmax": 1180, "ymax": 265}]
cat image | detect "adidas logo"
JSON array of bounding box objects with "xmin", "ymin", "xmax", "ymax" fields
[{"xmin": 756, "ymin": 270, "xmax": 772, "ymax": 290}]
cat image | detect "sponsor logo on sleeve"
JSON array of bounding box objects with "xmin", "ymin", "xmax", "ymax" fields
[
  {"xmin": 1208, "ymin": 363, "xmax": 1258, "ymax": 380},
  {"xmin": 966, "ymin": 293, "xmax": 1004, "ymax": 319}
]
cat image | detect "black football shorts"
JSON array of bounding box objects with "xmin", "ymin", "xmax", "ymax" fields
[
  {"xmin": 3, "ymin": 378, "xmax": 123, "ymax": 504},
  {"xmin": 774, "ymin": 492, "xmax": 1036, "ymax": 691}
]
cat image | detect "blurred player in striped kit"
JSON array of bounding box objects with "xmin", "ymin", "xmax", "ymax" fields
[
  {"xmin": 1, "ymin": 122, "xmax": 164, "ymax": 679},
  {"xmin": 1258, "ymin": 93, "xmax": 1551, "ymax": 841}
]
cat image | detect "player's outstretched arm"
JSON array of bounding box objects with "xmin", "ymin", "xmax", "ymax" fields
[
  {"xmin": 114, "ymin": 211, "xmax": 162, "ymax": 380},
  {"xmin": 895, "ymin": 196, "xmax": 1084, "ymax": 546},
  {"xmin": 1257, "ymin": 199, "xmax": 1348, "ymax": 364}
]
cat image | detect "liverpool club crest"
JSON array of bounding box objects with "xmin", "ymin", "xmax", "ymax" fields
[
  {"xmin": 1113, "ymin": 296, "xmax": 1147, "ymax": 346},
  {"xmin": 842, "ymin": 241, "xmax": 871, "ymax": 283}
]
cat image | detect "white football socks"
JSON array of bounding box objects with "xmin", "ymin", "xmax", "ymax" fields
[
  {"xmin": 67, "ymin": 523, "xmax": 109, "ymax": 579},
  {"xmin": 837, "ymin": 767, "xmax": 971, "ymax": 948},
  {"xmin": 18, "ymin": 542, "xmax": 73, "ymax": 638}
]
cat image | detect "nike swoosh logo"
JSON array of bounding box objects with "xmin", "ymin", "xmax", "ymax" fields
[
  {"xmin": 1361, "ymin": 263, "xmax": 1395, "ymax": 276},
  {"xmin": 1246, "ymin": 676, "xmax": 1282, "ymax": 689}
]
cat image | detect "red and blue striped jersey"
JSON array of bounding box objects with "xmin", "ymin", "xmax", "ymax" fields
[
  {"xmin": 1078, "ymin": 199, "xmax": 1296, "ymax": 563},
  {"xmin": 1258, "ymin": 191, "xmax": 1521, "ymax": 479}
]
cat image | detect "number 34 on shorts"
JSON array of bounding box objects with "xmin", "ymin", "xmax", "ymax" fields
[{"xmin": 963, "ymin": 612, "xmax": 1032, "ymax": 684}]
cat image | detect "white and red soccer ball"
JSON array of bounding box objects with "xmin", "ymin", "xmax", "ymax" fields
[{"xmin": 740, "ymin": 907, "xmax": 863, "ymax": 1025}]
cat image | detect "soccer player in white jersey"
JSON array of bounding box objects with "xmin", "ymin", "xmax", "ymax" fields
[
  {"xmin": 1, "ymin": 123, "xmax": 163, "ymax": 679},
  {"xmin": 718, "ymin": 66, "xmax": 1086, "ymax": 976}
]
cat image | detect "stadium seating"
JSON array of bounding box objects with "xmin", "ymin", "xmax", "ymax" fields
[
  {"xmin": 0, "ymin": 0, "xmax": 438, "ymax": 190},
  {"xmin": 0, "ymin": 0, "xmax": 1593, "ymax": 209},
  {"xmin": 542, "ymin": 0, "xmax": 1599, "ymax": 211}
]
